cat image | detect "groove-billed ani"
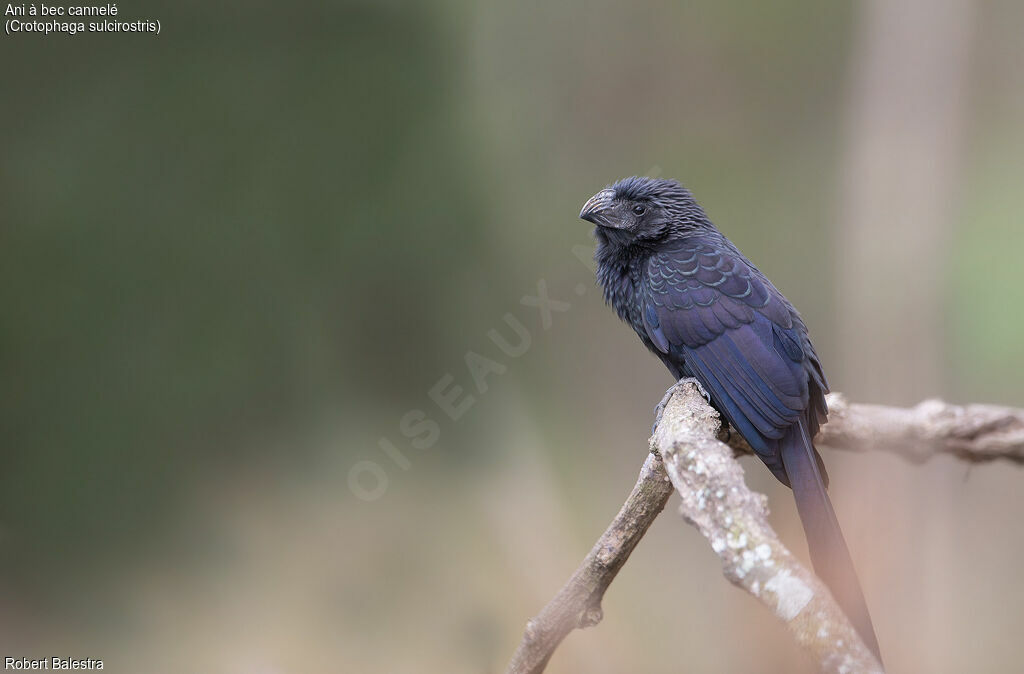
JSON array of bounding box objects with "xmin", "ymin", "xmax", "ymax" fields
[{"xmin": 579, "ymin": 176, "xmax": 881, "ymax": 660}]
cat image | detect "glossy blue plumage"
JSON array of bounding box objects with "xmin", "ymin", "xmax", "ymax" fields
[
  {"xmin": 640, "ymin": 236, "xmax": 828, "ymax": 484},
  {"xmin": 584, "ymin": 177, "xmax": 880, "ymax": 661}
]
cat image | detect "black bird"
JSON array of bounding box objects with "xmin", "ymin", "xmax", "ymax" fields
[{"xmin": 580, "ymin": 176, "xmax": 881, "ymax": 660}]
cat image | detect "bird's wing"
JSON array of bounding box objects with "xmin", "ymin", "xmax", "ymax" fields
[
  {"xmin": 641, "ymin": 240, "xmax": 877, "ymax": 656},
  {"xmin": 641, "ymin": 240, "xmax": 827, "ymax": 475}
]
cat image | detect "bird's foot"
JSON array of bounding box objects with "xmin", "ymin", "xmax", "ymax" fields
[{"xmin": 652, "ymin": 377, "xmax": 710, "ymax": 434}]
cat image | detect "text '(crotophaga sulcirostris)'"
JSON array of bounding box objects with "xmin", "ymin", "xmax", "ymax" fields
[{"xmin": 579, "ymin": 176, "xmax": 881, "ymax": 661}]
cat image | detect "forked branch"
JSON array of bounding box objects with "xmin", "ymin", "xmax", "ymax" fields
[{"xmin": 507, "ymin": 389, "xmax": 1024, "ymax": 673}]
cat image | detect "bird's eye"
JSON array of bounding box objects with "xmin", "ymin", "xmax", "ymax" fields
[{"xmin": 632, "ymin": 204, "xmax": 647, "ymax": 216}]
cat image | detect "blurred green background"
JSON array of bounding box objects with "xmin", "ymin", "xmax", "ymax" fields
[{"xmin": 3, "ymin": 1, "xmax": 1024, "ymax": 672}]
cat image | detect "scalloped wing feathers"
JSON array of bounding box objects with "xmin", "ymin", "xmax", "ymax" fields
[{"xmin": 641, "ymin": 239, "xmax": 828, "ymax": 481}]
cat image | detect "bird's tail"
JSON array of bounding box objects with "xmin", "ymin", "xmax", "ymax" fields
[{"xmin": 780, "ymin": 419, "xmax": 882, "ymax": 663}]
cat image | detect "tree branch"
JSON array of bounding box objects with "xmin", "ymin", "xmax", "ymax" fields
[
  {"xmin": 654, "ymin": 383, "xmax": 882, "ymax": 673},
  {"xmin": 723, "ymin": 393, "xmax": 1024, "ymax": 465},
  {"xmin": 505, "ymin": 451, "xmax": 674, "ymax": 674},
  {"xmin": 506, "ymin": 389, "xmax": 1024, "ymax": 672}
]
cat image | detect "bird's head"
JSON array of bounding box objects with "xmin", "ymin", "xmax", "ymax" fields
[{"xmin": 579, "ymin": 176, "xmax": 707, "ymax": 244}]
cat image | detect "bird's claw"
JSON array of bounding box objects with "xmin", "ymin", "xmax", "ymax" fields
[
  {"xmin": 652, "ymin": 377, "xmax": 710, "ymax": 434},
  {"xmin": 686, "ymin": 376, "xmax": 711, "ymax": 403}
]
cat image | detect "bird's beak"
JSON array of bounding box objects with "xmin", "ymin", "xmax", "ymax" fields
[{"xmin": 579, "ymin": 188, "xmax": 621, "ymax": 228}]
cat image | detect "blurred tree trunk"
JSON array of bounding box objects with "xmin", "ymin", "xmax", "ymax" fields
[
  {"xmin": 835, "ymin": 0, "xmax": 973, "ymax": 403},
  {"xmin": 834, "ymin": 0, "xmax": 974, "ymax": 669}
]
